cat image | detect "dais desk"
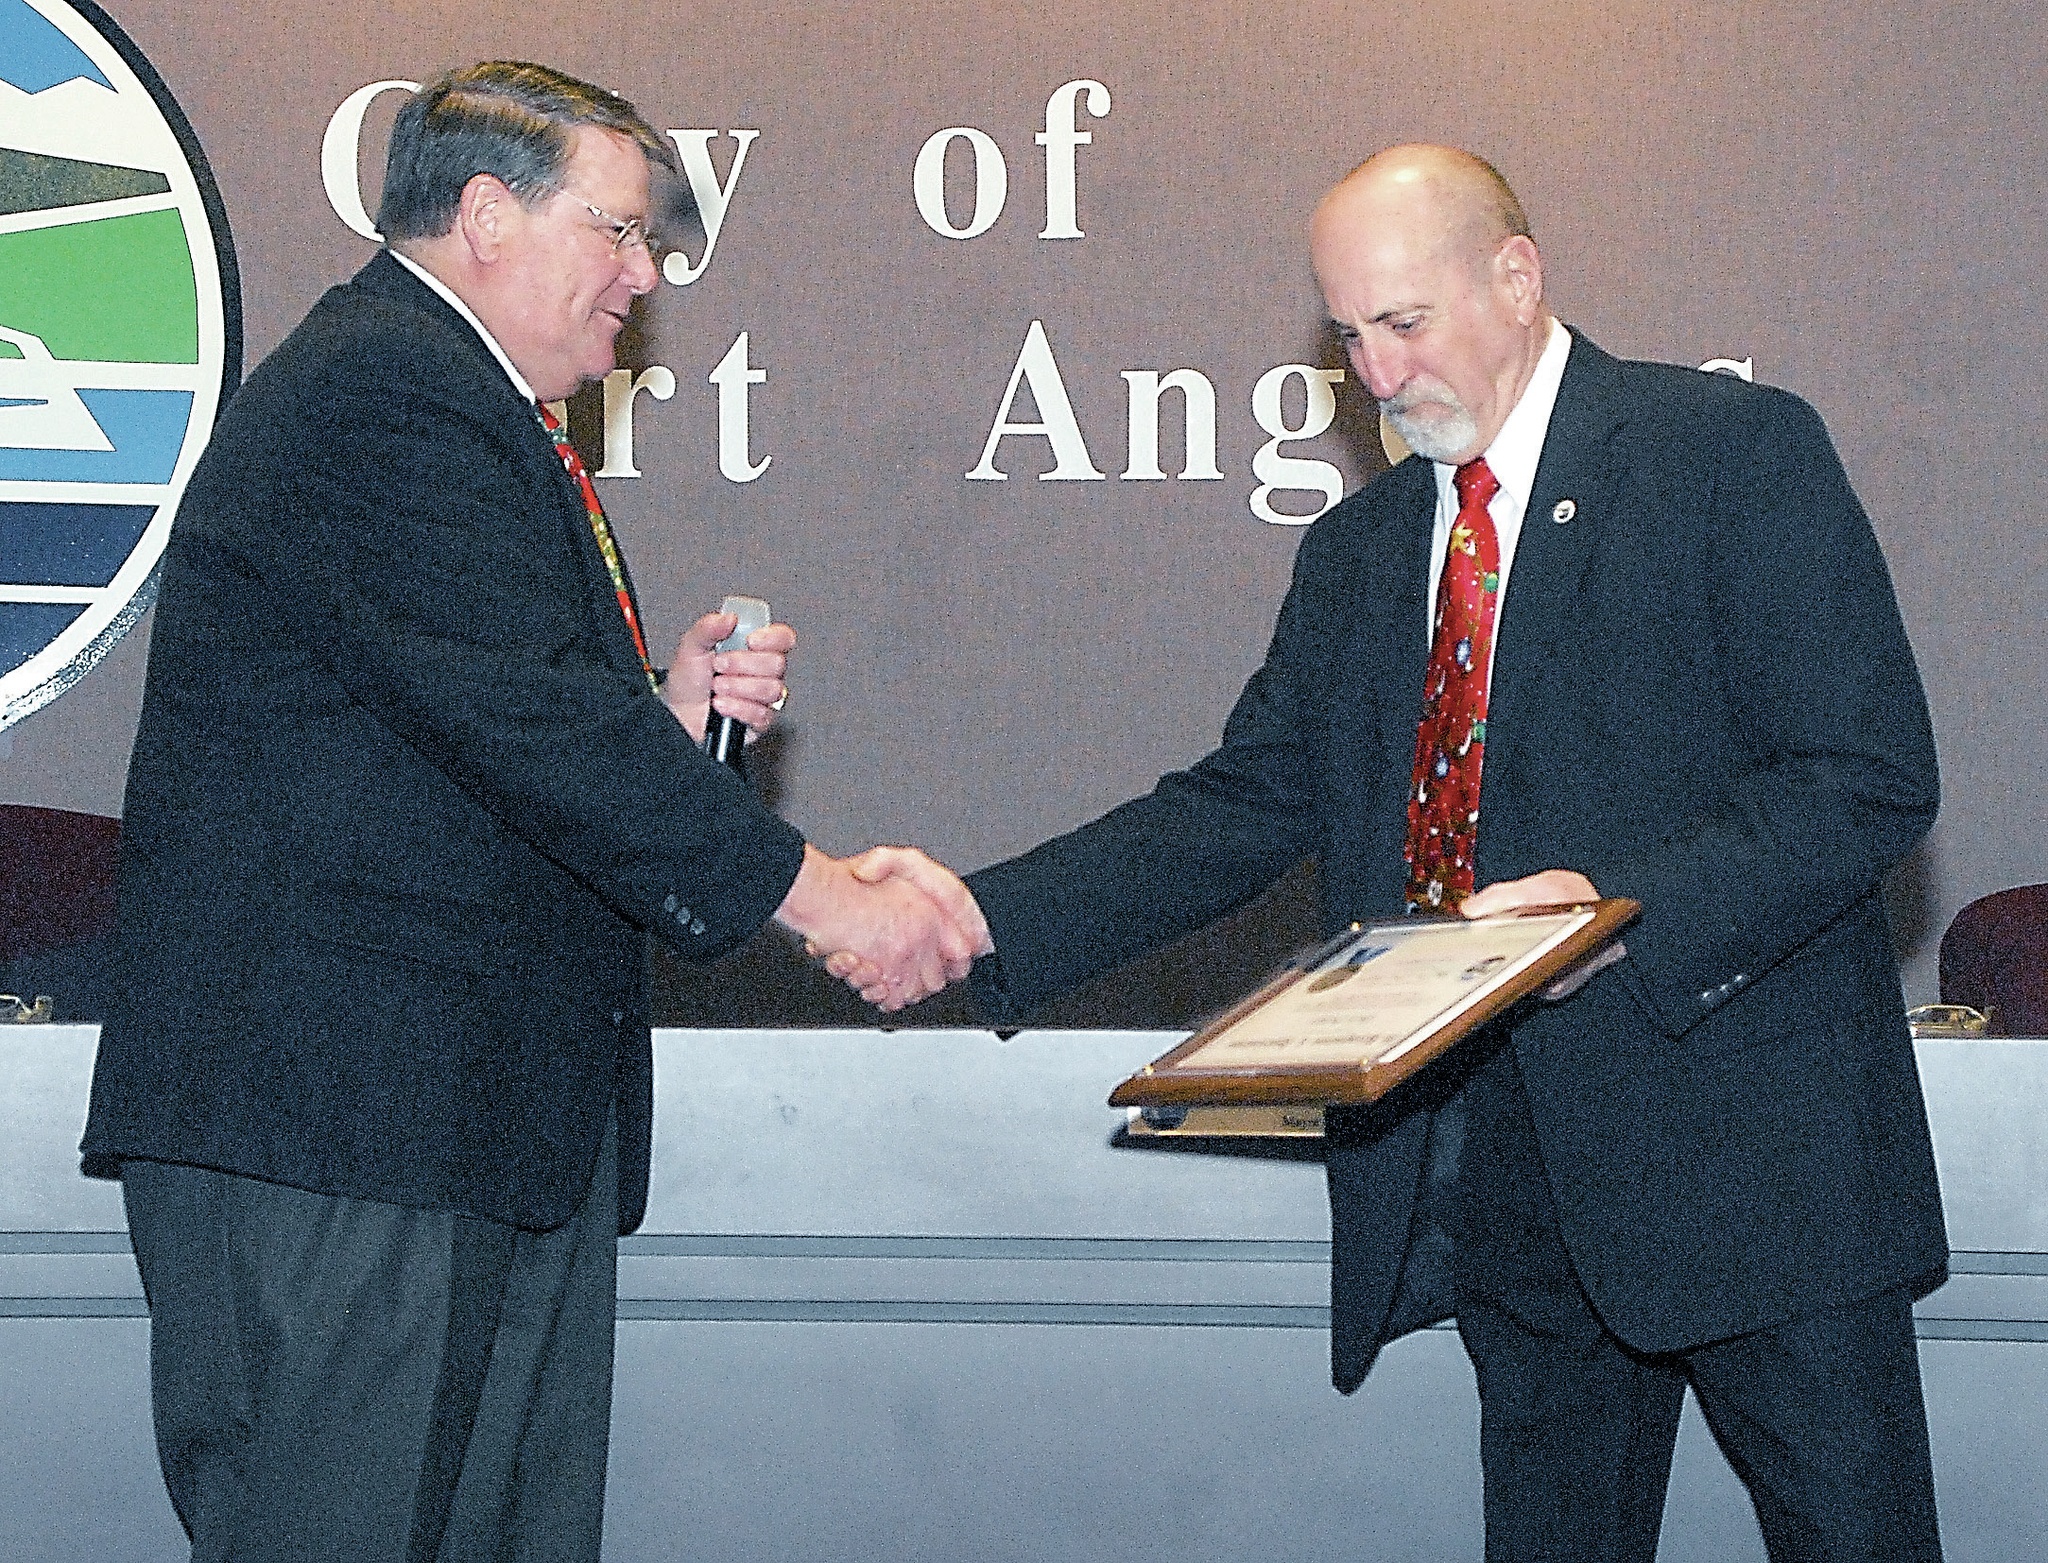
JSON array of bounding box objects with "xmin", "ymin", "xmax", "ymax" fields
[{"xmin": 3, "ymin": 1027, "xmax": 2044, "ymax": 1561}]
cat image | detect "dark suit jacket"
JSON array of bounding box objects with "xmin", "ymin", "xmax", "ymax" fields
[
  {"xmin": 83, "ymin": 252, "xmax": 807, "ymax": 1234},
  {"xmin": 969, "ymin": 332, "xmax": 1946, "ymax": 1388}
]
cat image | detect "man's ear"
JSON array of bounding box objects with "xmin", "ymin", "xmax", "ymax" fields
[
  {"xmin": 455, "ymin": 172, "xmax": 516, "ymax": 263},
  {"xmin": 1495, "ymin": 234, "xmax": 1544, "ymax": 326}
]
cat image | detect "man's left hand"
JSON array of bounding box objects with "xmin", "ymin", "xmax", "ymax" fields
[
  {"xmin": 664, "ymin": 611, "xmax": 796, "ymax": 745},
  {"xmin": 1461, "ymin": 869, "xmax": 1600, "ymax": 918},
  {"xmin": 1462, "ymin": 869, "xmax": 1624, "ymax": 999}
]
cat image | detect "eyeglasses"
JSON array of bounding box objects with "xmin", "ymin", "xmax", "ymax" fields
[{"xmin": 541, "ymin": 184, "xmax": 665, "ymax": 262}]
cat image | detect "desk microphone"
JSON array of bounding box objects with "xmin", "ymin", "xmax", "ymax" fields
[{"xmin": 701, "ymin": 594, "xmax": 771, "ymax": 773}]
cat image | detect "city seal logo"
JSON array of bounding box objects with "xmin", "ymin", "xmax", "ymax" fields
[{"xmin": 0, "ymin": 0, "xmax": 240, "ymax": 728}]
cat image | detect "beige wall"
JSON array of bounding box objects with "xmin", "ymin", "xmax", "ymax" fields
[{"xmin": 7, "ymin": 0, "xmax": 2044, "ymax": 1006}]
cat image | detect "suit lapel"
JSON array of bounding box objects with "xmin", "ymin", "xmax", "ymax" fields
[
  {"xmin": 1375, "ymin": 469, "xmax": 1437, "ymax": 901},
  {"xmin": 1483, "ymin": 335, "xmax": 1628, "ymax": 779},
  {"xmin": 361, "ymin": 252, "xmax": 657, "ymax": 688},
  {"xmin": 1294, "ymin": 457, "xmax": 1431, "ymax": 922},
  {"xmin": 539, "ymin": 417, "xmax": 660, "ymax": 686},
  {"xmin": 1344, "ymin": 457, "xmax": 1436, "ymax": 772}
]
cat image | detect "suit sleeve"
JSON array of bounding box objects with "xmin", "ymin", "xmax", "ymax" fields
[{"xmin": 1595, "ymin": 386, "xmax": 1938, "ymax": 1031}]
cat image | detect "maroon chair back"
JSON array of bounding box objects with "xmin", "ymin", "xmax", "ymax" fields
[
  {"xmin": 1939, "ymin": 884, "xmax": 2048, "ymax": 1038},
  {"xmin": 0, "ymin": 804, "xmax": 121, "ymax": 963}
]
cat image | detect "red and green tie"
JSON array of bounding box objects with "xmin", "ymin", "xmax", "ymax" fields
[
  {"xmin": 537, "ymin": 401, "xmax": 659, "ymax": 694},
  {"xmin": 1405, "ymin": 456, "xmax": 1502, "ymax": 911}
]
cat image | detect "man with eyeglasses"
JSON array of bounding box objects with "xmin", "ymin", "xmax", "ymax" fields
[{"xmin": 84, "ymin": 61, "xmax": 982, "ymax": 1562}]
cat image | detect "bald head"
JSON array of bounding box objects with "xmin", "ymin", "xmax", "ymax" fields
[
  {"xmin": 1312, "ymin": 144, "xmax": 1550, "ymax": 464},
  {"xmin": 1318, "ymin": 145, "xmax": 1530, "ymax": 270}
]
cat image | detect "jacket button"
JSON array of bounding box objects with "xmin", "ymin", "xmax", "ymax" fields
[
  {"xmin": 663, "ymin": 894, "xmax": 679, "ymax": 914},
  {"xmin": 689, "ymin": 917, "xmax": 706, "ymax": 936},
  {"xmin": 610, "ymin": 1009, "xmax": 624, "ymax": 1027}
]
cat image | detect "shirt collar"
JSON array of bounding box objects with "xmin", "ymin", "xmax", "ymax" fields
[
  {"xmin": 386, "ymin": 248, "xmax": 539, "ymax": 405},
  {"xmin": 1433, "ymin": 316, "xmax": 1572, "ymax": 513}
]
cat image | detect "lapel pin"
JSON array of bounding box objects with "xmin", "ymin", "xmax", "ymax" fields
[{"xmin": 1551, "ymin": 499, "xmax": 1577, "ymax": 524}]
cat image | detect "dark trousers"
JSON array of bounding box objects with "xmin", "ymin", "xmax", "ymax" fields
[
  {"xmin": 120, "ymin": 1121, "xmax": 619, "ymax": 1563},
  {"xmin": 1454, "ymin": 1053, "xmax": 1943, "ymax": 1563}
]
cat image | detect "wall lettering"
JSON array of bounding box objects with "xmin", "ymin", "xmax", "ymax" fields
[
  {"xmin": 708, "ymin": 332, "xmax": 770, "ymax": 482},
  {"xmin": 1036, "ymin": 78, "xmax": 1110, "ymax": 240},
  {"xmin": 596, "ymin": 366, "xmax": 676, "ymax": 478},
  {"xmin": 319, "ymin": 83, "xmax": 1746, "ymax": 524},
  {"xmin": 322, "ymin": 82, "xmax": 753, "ymax": 290},
  {"xmin": 662, "ymin": 129, "xmax": 758, "ymax": 286},
  {"xmin": 967, "ymin": 320, "xmax": 1105, "ymax": 481},
  {"xmin": 968, "ymin": 324, "xmax": 1342, "ymax": 521},
  {"xmin": 1121, "ymin": 370, "xmax": 1222, "ymax": 481},
  {"xmin": 914, "ymin": 79, "xmax": 1109, "ymax": 241},
  {"xmin": 1249, "ymin": 366, "xmax": 1344, "ymax": 525},
  {"xmin": 913, "ymin": 127, "xmax": 1008, "ymax": 239},
  {"xmin": 321, "ymin": 79, "xmax": 419, "ymax": 240}
]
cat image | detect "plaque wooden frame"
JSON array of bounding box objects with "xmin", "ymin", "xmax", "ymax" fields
[{"xmin": 1109, "ymin": 899, "xmax": 1641, "ymax": 1110}]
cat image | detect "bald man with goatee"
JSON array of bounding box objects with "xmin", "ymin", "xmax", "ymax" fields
[{"xmin": 858, "ymin": 143, "xmax": 1949, "ymax": 1560}]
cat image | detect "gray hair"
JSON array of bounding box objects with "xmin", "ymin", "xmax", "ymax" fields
[{"xmin": 376, "ymin": 62, "xmax": 677, "ymax": 243}]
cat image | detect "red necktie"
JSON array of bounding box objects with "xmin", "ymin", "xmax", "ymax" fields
[
  {"xmin": 537, "ymin": 402, "xmax": 659, "ymax": 693},
  {"xmin": 1405, "ymin": 457, "xmax": 1502, "ymax": 910}
]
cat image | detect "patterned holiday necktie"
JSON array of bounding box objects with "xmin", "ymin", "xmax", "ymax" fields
[
  {"xmin": 536, "ymin": 401, "xmax": 659, "ymax": 693},
  {"xmin": 1404, "ymin": 456, "xmax": 1502, "ymax": 911}
]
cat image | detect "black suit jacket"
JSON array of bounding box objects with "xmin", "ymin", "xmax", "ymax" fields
[
  {"xmin": 969, "ymin": 332, "xmax": 1946, "ymax": 1387},
  {"xmin": 84, "ymin": 252, "xmax": 807, "ymax": 1233}
]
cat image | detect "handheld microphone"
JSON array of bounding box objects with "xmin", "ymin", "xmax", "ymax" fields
[{"xmin": 701, "ymin": 594, "xmax": 771, "ymax": 773}]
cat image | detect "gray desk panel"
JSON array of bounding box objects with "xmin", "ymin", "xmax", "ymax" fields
[
  {"xmin": 1914, "ymin": 1038, "xmax": 2048, "ymax": 1250},
  {"xmin": 4, "ymin": 1027, "xmax": 2045, "ymax": 1561},
  {"xmin": 645, "ymin": 1028, "xmax": 1328, "ymax": 1240},
  {"xmin": 0, "ymin": 1024, "xmax": 123, "ymax": 1231},
  {"xmin": 601, "ymin": 1323, "xmax": 1490, "ymax": 1563},
  {"xmin": 2, "ymin": 1318, "xmax": 186, "ymax": 1562},
  {"xmin": 615, "ymin": 1254, "xmax": 1329, "ymax": 1308}
]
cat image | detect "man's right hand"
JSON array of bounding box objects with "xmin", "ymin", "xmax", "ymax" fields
[
  {"xmin": 810, "ymin": 847, "xmax": 992, "ymax": 1007},
  {"xmin": 772, "ymin": 845, "xmax": 983, "ymax": 1011}
]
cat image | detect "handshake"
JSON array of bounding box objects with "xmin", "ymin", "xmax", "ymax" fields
[
  {"xmin": 774, "ymin": 845, "xmax": 993, "ymax": 1012},
  {"xmin": 687, "ymin": 609, "xmax": 991, "ymax": 1011}
]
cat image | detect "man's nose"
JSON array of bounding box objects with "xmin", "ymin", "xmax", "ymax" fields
[
  {"xmin": 1350, "ymin": 339, "xmax": 1407, "ymax": 402},
  {"xmin": 623, "ymin": 242, "xmax": 660, "ymax": 295}
]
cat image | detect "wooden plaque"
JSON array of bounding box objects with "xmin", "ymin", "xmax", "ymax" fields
[{"xmin": 1109, "ymin": 899, "xmax": 1640, "ymax": 1109}]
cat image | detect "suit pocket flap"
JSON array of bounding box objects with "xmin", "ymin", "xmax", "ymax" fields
[{"xmin": 294, "ymin": 886, "xmax": 521, "ymax": 977}]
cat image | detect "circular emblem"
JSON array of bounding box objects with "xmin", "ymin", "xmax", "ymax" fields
[{"xmin": 0, "ymin": 0, "xmax": 240, "ymax": 728}]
